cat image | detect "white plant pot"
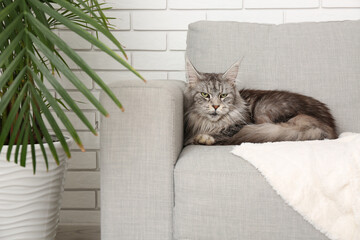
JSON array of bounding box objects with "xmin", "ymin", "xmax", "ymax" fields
[{"xmin": 0, "ymin": 138, "xmax": 72, "ymax": 240}]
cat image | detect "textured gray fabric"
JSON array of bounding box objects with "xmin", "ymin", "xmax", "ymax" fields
[
  {"xmin": 174, "ymin": 145, "xmax": 330, "ymax": 240},
  {"xmin": 186, "ymin": 20, "xmax": 360, "ymax": 134},
  {"xmin": 100, "ymin": 80, "xmax": 185, "ymax": 240}
]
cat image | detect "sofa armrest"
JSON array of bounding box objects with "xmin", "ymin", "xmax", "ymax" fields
[{"xmin": 100, "ymin": 80, "xmax": 185, "ymax": 240}]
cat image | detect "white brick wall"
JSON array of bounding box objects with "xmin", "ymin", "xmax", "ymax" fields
[
  {"xmin": 323, "ymin": 0, "xmax": 360, "ymax": 8},
  {"xmin": 100, "ymin": 0, "xmax": 166, "ymax": 10},
  {"xmin": 59, "ymin": 0, "xmax": 360, "ymax": 225},
  {"xmin": 104, "ymin": 10, "xmax": 131, "ymax": 30},
  {"xmin": 169, "ymin": 0, "xmax": 242, "ymax": 9},
  {"xmin": 133, "ymin": 52, "xmax": 185, "ymax": 70},
  {"xmin": 58, "ymin": 31, "xmax": 92, "ymax": 50},
  {"xmin": 244, "ymin": 0, "xmax": 319, "ymax": 9},
  {"xmin": 207, "ymin": 10, "xmax": 283, "ymax": 23},
  {"xmin": 67, "ymin": 152, "xmax": 97, "ymax": 169},
  {"xmin": 98, "ymin": 32, "xmax": 167, "ymax": 50},
  {"xmin": 133, "ymin": 11, "xmax": 206, "ymax": 30},
  {"xmin": 168, "ymin": 32, "xmax": 188, "ymax": 50},
  {"xmin": 65, "ymin": 52, "xmax": 131, "ymax": 70},
  {"xmin": 285, "ymin": 9, "xmax": 360, "ymax": 22},
  {"xmin": 62, "ymin": 191, "xmax": 96, "ymax": 208}
]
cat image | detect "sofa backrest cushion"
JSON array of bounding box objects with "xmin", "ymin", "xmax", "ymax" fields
[{"xmin": 186, "ymin": 20, "xmax": 360, "ymax": 133}]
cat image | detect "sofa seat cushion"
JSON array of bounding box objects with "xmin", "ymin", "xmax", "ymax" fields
[{"xmin": 174, "ymin": 145, "xmax": 329, "ymax": 240}]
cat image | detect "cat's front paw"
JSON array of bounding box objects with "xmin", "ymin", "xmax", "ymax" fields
[{"xmin": 194, "ymin": 134, "xmax": 215, "ymax": 145}]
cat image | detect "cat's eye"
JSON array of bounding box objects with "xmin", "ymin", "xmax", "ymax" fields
[
  {"xmin": 220, "ymin": 93, "xmax": 228, "ymax": 98},
  {"xmin": 201, "ymin": 92, "xmax": 210, "ymax": 98}
]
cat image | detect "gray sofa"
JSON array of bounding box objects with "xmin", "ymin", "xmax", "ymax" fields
[{"xmin": 100, "ymin": 20, "xmax": 360, "ymax": 240}]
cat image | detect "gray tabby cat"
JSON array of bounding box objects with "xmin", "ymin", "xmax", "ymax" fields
[{"xmin": 184, "ymin": 58, "xmax": 337, "ymax": 145}]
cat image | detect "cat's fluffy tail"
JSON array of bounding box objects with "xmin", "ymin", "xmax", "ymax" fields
[{"xmin": 226, "ymin": 114, "xmax": 337, "ymax": 144}]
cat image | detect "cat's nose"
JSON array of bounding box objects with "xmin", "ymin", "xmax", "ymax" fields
[{"xmin": 212, "ymin": 105, "xmax": 220, "ymax": 110}]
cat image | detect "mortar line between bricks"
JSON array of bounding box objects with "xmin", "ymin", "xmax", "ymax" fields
[
  {"xmin": 53, "ymin": 89, "xmax": 100, "ymax": 92},
  {"xmin": 108, "ymin": 30, "xmax": 177, "ymax": 33},
  {"xmin": 63, "ymin": 189, "xmax": 99, "ymax": 192},
  {"xmin": 67, "ymin": 169, "xmax": 98, "ymax": 172},
  {"xmin": 244, "ymin": 7, "xmax": 321, "ymax": 10},
  {"xmin": 49, "ymin": 109, "xmax": 97, "ymax": 112},
  {"xmin": 69, "ymin": 69, "xmax": 179, "ymax": 72},
  {"xmin": 59, "ymin": 130, "xmax": 98, "ymax": 133},
  {"xmin": 131, "ymin": 9, "xmax": 222, "ymax": 11},
  {"xmin": 321, "ymin": 7, "xmax": 360, "ymax": 9},
  {"xmin": 95, "ymin": 191, "xmax": 98, "ymax": 209},
  {"xmin": 282, "ymin": 11, "xmax": 285, "ymax": 23},
  {"xmin": 129, "ymin": 11, "xmax": 133, "ymax": 30},
  {"xmin": 59, "ymin": 49, "xmax": 92, "ymax": 52},
  {"xmin": 70, "ymin": 148, "xmax": 100, "ymax": 151},
  {"xmin": 69, "ymin": 151, "xmax": 97, "ymax": 153},
  {"xmin": 169, "ymin": 8, "xmax": 244, "ymax": 10},
  {"xmin": 68, "ymin": 68, "xmax": 168, "ymax": 71},
  {"xmin": 96, "ymin": 29, "xmax": 131, "ymax": 32},
  {"xmin": 95, "ymin": 48, "xmax": 169, "ymax": 52},
  {"xmin": 108, "ymin": 8, "xmax": 168, "ymax": 10},
  {"xmin": 61, "ymin": 208, "xmax": 100, "ymax": 211},
  {"xmin": 68, "ymin": 66, "xmax": 182, "ymax": 72},
  {"xmin": 96, "ymin": 151, "xmax": 100, "ymax": 170},
  {"xmin": 166, "ymin": 32, "xmax": 169, "ymax": 51},
  {"xmin": 169, "ymin": 49, "xmax": 187, "ymax": 52},
  {"xmin": 133, "ymin": 29, "xmax": 192, "ymax": 32},
  {"xmin": 64, "ymin": 188, "xmax": 100, "ymax": 191}
]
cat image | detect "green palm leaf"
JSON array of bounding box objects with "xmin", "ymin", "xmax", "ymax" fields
[
  {"xmin": 28, "ymin": 50, "xmax": 97, "ymax": 140},
  {"xmin": 0, "ymin": 66, "xmax": 26, "ymax": 115},
  {"xmin": 0, "ymin": 12, "xmax": 22, "ymax": 48},
  {"xmin": 0, "ymin": 30, "xmax": 24, "ymax": 67},
  {"xmin": 0, "ymin": 0, "xmax": 145, "ymax": 172},
  {"xmin": 28, "ymin": 0, "xmax": 146, "ymax": 82},
  {"xmin": 29, "ymin": 83, "xmax": 70, "ymax": 162},
  {"xmin": 26, "ymin": 14, "xmax": 125, "ymax": 111},
  {"xmin": 0, "ymin": 84, "xmax": 29, "ymax": 154},
  {"xmin": 28, "ymin": 31, "xmax": 109, "ymax": 117},
  {"xmin": 50, "ymin": 0, "xmax": 128, "ymax": 59},
  {"xmin": 0, "ymin": 0, "xmax": 19, "ymax": 23},
  {"xmin": 30, "ymin": 69, "xmax": 81, "ymax": 155},
  {"xmin": 0, "ymin": 49, "xmax": 25, "ymax": 90}
]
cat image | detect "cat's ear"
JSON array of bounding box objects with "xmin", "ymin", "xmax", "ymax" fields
[
  {"xmin": 186, "ymin": 56, "xmax": 201, "ymax": 87},
  {"xmin": 222, "ymin": 60, "xmax": 241, "ymax": 85}
]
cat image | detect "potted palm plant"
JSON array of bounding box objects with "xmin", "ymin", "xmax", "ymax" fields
[{"xmin": 0, "ymin": 0, "xmax": 144, "ymax": 239}]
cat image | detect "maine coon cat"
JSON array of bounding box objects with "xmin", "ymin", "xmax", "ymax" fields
[{"xmin": 184, "ymin": 58, "xmax": 337, "ymax": 146}]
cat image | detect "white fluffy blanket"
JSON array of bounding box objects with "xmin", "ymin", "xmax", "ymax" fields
[{"xmin": 232, "ymin": 133, "xmax": 360, "ymax": 240}]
